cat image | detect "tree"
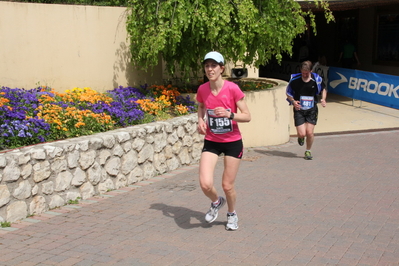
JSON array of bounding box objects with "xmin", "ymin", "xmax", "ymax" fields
[{"xmin": 126, "ymin": 0, "xmax": 333, "ymax": 79}]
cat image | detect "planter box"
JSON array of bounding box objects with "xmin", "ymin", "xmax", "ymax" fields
[{"xmin": 240, "ymin": 78, "xmax": 290, "ymax": 147}]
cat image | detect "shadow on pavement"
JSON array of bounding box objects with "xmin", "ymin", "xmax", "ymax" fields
[
  {"xmin": 254, "ymin": 149, "xmax": 301, "ymax": 158},
  {"xmin": 150, "ymin": 203, "xmax": 225, "ymax": 229}
]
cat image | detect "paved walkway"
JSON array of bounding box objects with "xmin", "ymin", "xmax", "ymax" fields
[
  {"xmin": 291, "ymin": 93, "xmax": 399, "ymax": 136},
  {"xmin": 1, "ymin": 95, "xmax": 399, "ymax": 266}
]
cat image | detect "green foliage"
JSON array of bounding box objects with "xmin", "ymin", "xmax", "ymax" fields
[
  {"xmin": 68, "ymin": 197, "xmax": 81, "ymax": 204},
  {"xmin": 126, "ymin": 0, "xmax": 334, "ymax": 78},
  {"xmin": 1, "ymin": 221, "xmax": 11, "ymax": 228},
  {"xmin": 236, "ymin": 80, "xmax": 274, "ymax": 91}
]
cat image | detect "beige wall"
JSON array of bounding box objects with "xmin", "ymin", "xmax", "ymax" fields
[
  {"xmin": 239, "ymin": 79, "xmax": 290, "ymax": 147},
  {"xmin": 0, "ymin": 2, "xmax": 262, "ymax": 93},
  {"xmin": 0, "ymin": 2, "xmax": 163, "ymax": 93}
]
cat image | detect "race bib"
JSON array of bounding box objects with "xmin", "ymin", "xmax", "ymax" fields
[
  {"xmin": 300, "ymin": 96, "xmax": 314, "ymax": 110},
  {"xmin": 207, "ymin": 109, "xmax": 233, "ymax": 134}
]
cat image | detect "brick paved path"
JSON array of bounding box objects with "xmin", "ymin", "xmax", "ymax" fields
[{"xmin": 1, "ymin": 130, "xmax": 399, "ymax": 266}]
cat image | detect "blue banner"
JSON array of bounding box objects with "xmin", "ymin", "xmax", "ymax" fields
[{"xmin": 328, "ymin": 67, "xmax": 399, "ymax": 109}]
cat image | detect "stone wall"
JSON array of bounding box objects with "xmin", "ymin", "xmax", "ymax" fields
[{"xmin": 0, "ymin": 114, "xmax": 203, "ymax": 223}]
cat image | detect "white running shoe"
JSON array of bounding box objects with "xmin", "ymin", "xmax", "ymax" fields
[
  {"xmin": 205, "ymin": 196, "xmax": 226, "ymax": 223},
  {"xmin": 226, "ymin": 213, "xmax": 239, "ymax": 231}
]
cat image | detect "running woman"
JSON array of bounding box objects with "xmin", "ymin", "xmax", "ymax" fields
[
  {"xmin": 286, "ymin": 60, "xmax": 327, "ymax": 160},
  {"xmin": 196, "ymin": 51, "xmax": 251, "ymax": 231}
]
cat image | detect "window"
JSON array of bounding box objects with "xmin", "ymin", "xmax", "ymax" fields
[{"xmin": 375, "ymin": 12, "xmax": 399, "ymax": 65}]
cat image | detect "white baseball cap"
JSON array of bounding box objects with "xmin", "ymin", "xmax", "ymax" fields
[{"xmin": 203, "ymin": 51, "xmax": 224, "ymax": 65}]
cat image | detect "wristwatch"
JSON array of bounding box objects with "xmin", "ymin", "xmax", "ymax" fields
[{"xmin": 229, "ymin": 112, "xmax": 235, "ymax": 120}]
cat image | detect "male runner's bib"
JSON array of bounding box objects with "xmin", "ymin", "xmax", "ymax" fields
[
  {"xmin": 207, "ymin": 109, "xmax": 233, "ymax": 134},
  {"xmin": 300, "ymin": 96, "xmax": 314, "ymax": 110}
]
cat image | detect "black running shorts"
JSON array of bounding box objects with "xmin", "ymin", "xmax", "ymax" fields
[
  {"xmin": 202, "ymin": 139, "xmax": 243, "ymax": 159},
  {"xmin": 293, "ymin": 105, "xmax": 318, "ymax": 127}
]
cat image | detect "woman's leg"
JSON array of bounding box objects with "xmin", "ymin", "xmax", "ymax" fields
[
  {"xmin": 199, "ymin": 151, "xmax": 219, "ymax": 202},
  {"xmin": 222, "ymin": 156, "xmax": 241, "ymax": 213}
]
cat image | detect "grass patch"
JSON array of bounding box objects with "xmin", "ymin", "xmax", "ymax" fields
[
  {"xmin": 68, "ymin": 197, "xmax": 81, "ymax": 204},
  {"xmin": 1, "ymin": 221, "xmax": 11, "ymax": 228}
]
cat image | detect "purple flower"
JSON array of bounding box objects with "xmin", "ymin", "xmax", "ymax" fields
[{"xmin": 175, "ymin": 95, "xmax": 197, "ymax": 113}]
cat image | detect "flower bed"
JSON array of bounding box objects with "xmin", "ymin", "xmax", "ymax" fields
[
  {"xmin": 227, "ymin": 77, "xmax": 276, "ymax": 91},
  {"xmin": 0, "ymin": 85, "xmax": 197, "ymax": 151},
  {"xmin": 1, "ymin": 78, "xmax": 288, "ymax": 151}
]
